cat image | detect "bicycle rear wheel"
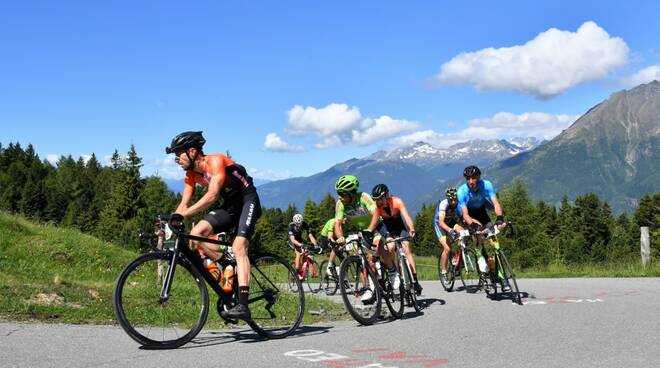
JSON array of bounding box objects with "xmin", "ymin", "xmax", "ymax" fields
[
  {"xmin": 460, "ymin": 248, "xmax": 480, "ymax": 293},
  {"xmin": 247, "ymin": 253, "xmax": 305, "ymax": 339},
  {"xmin": 113, "ymin": 252, "xmax": 209, "ymax": 349},
  {"xmin": 339, "ymin": 255, "xmax": 381, "ymax": 325},
  {"xmin": 497, "ymin": 250, "xmax": 521, "ymax": 304}
]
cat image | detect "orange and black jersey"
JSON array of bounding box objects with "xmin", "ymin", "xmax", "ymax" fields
[
  {"xmin": 374, "ymin": 196, "xmax": 407, "ymax": 232},
  {"xmin": 184, "ymin": 154, "xmax": 256, "ymax": 205}
]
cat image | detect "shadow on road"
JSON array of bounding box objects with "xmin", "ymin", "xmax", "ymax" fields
[{"xmin": 140, "ymin": 325, "xmax": 335, "ymax": 350}]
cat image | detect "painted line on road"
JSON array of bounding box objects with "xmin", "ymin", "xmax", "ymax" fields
[{"xmin": 285, "ymin": 349, "xmax": 449, "ymax": 367}]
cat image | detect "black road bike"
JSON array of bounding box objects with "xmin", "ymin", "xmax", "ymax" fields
[
  {"xmin": 113, "ymin": 214, "xmax": 305, "ymax": 349},
  {"xmin": 474, "ymin": 222, "xmax": 521, "ymax": 304}
]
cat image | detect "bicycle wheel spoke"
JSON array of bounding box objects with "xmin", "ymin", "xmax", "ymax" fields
[{"xmin": 339, "ymin": 256, "xmax": 381, "ymax": 325}]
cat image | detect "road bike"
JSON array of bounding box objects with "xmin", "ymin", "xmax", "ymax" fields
[
  {"xmin": 338, "ymin": 231, "xmax": 405, "ymax": 325},
  {"xmin": 113, "ymin": 214, "xmax": 305, "ymax": 349},
  {"xmin": 296, "ymin": 242, "xmax": 322, "ymax": 293},
  {"xmin": 386, "ymin": 235, "xmax": 420, "ymax": 312},
  {"xmin": 439, "ymin": 229, "xmax": 480, "ymax": 293},
  {"xmin": 474, "ymin": 222, "xmax": 522, "ymax": 304}
]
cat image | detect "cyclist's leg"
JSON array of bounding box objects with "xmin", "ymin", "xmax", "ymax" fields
[
  {"xmin": 439, "ymin": 236, "xmax": 450, "ymax": 273},
  {"xmin": 222, "ymin": 193, "xmax": 261, "ymax": 320},
  {"xmin": 196, "ymin": 209, "xmax": 234, "ymax": 260}
]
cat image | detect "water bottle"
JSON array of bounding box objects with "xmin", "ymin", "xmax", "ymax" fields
[
  {"xmin": 374, "ymin": 261, "xmax": 382, "ymax": 278},
  {"xmin": 222, "ymin": 265, "xmax": 234, "ymax": 293},
  {"xmin": 452, "ymin": 251, "xmax": 460, "ymax": 266},
  {"xmin": 203, "ymin": 259, "xmax": 221, "ymax": 282}
]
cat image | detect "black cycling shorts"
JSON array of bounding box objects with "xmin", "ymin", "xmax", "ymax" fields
[
  {"xmin": 467, "ymin": 206, "xmax": 491, "ymax": 227},
  {"xmin": 203, "ymin": 191, "xmax": 261, "ymax": 241}
]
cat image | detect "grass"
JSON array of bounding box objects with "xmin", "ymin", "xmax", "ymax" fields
[{"xmin": 0, "ymin": 213, "xmax": 347, "ymax": 327}]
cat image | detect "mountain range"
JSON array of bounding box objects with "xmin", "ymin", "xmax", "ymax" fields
[{"xmin": 256, "ymin": 81, "xmax": 659, "ymax": 214}]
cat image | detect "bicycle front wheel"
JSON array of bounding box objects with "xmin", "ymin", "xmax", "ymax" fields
[
  {"xmin": 247, "ymin": 253, "xmax": 305, "ymax": 339},
  {"xmin": 305, "ymin": 258, "xmax": 322, "ymax": 293},
  {"xmin": 339, "ymin": 255, "xmax": 381, "ymax": 325},
  {"xmin": 383, "ymin": 267, "xmax": 404, "ymax": 319},
  {"xmin": 497, "ymin": 250, "xmax": 521, "ymax": 304},
  {"xmin": 319, "ymin": 260, "xmax": 339, "ymax": 296},
  {"xmin": 460, "ymin": 248, "xmax": 480, "ymax": 293},
  {"xmin": 113, "ymin": 252, "xmax": 209, "ymax": 349},
  {"xmin": 400, "ymin": 256, "xmax": 420, "ymax": 312}
]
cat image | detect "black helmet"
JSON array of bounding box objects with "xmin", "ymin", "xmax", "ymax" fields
[
  {"xmin": 371, "ymin": 184, "xmax": 389, "ymax": 199},
  {"xmin": 445, "ymin": 187, "xmax": 458, "ymax": 200},
  {"xmin": 166, "ymin": 131, "xmax": 206, "ymax": 154},
  {"xmin": 463, "ymin": 165, "xmax": 481, "ymax": 178}
]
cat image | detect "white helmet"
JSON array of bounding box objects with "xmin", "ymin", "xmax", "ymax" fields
[{"xmin": 293, "ymin": 213, "xmax": 303, "ymax": 225}]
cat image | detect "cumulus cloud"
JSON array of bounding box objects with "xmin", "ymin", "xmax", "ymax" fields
[
  {"xmin": 435, "ymin": 21, "xmax": 629, "ymax": 98},
  {"xmin": 620, "ymin": 65, "xmax": 660, "ymax": 88},
  {"xmin": 142, "ymin": 155, "xmax": 183, "ymax": 180},
  {"xmin": 395, "ymin": 112, "xmax": 578, "ymax": 148},
  {"xmin": 46, "ymin": 154, "xmax": 60, "ymax": 165},
  {"xmin": 284, "ymin": 103, "xmax": 420, "ymax": 148},
  {"xmin": 249, "ymin": 167, "xmax": 293, "ymax": 180},
  {"xmin": 263, "ymin": 133, "xmax": 305, "ymax": 152}
]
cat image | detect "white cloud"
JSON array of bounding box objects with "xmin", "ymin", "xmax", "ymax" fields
[
  {"xmin": 45, "ymin": 154, "xmax": 59, "ymax": 165},
  {"xmin": 435, "ymin": 21, "xmax": 629, "ymax": 98},
  {"xmin": 395, "ymin": 112, "xmax": 578, "ymax": 148},
  {"xmin": 285, "ymin": 103, "xmax": 419, "ymax": 148},
  {"xmin": 620, "ymin": 65, "xmax": 660, "ymax": 88},
  {"xmin": 142, "ymin": 155, "xmax": 183, "ymax": 180},
  {"xmin": 467, "ymin": 112, "xmax": 579, "ymax": 139},
  {"xmin": 263, "ymin": 133, "xmax": 305, "ymax": 153}
]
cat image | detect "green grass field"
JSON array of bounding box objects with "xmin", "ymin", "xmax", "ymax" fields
[{"xmin": 0, "ymin": 213, "xmax": 345, "ymax": 327}]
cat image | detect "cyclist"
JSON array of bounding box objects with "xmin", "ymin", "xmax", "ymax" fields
[
  {"xmin": 457, "ymin": 165, "xmax": 509, "ymax": 291},
  {"xmin": 167, "ymin": 131, "xmax": 261, "ymax": 321},
  {"xmin": 319, "ymin": 218, "xmax": 340, "ymax": 275},
  {"xmin": 288, "ymin": 213, "xmax": 319, "ymax": 280},
  {"xmin": 434, "ymin": 187, "xmax": 464, "ymax": 284},
  {"xmin": 367, "ymin": 184, "xmax": 422, "ymax": 295},
  {"xmin": 333, "ymin": 175, "xmax": 394, "ymax": 302}
]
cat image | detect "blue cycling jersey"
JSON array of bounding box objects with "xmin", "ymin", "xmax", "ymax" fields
[{"xmin": 457, "ymin": 179, "xmax": 496, "ymax": 217}]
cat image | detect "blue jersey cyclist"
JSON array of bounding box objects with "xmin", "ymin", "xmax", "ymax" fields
[{"xmin": 457, "ymin": 165, "xmax": 508, "ymax": 289}]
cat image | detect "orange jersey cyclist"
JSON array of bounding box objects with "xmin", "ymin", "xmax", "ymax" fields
[
  {"xmin": 167, "ymin": 131, "xmax": 261, "ymax": 321},
  {"xmin": 366, "ymin": 184, "xmax": 422, "ymax": 295}
]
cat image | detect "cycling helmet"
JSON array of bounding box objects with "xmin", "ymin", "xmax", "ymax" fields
[
  {"xmin": 445, "ymin": 187, "xmax": 458, "ymax": 200},
  {"xmin": 335, "ymin": 175, "xmax": 359, "ymax": 194},
  {"xmin": 371, "ymin": 184, "xmax": 389, "ymax": 199},
  {"xmin": 166, "ymin": 131, "xmax": 206, "ymax": 154},
  {"xmin": 293, "ymin": 213, "xmax": 303, "ymax": 225},
  {"xmin": 463, "ymin": 165, "xmax": 481, "ymax": 178}
]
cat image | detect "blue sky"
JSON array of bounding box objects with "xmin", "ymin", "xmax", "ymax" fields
[{"xmin": 2, "ymin": 1, "xmax": 659, "ymax": 181}]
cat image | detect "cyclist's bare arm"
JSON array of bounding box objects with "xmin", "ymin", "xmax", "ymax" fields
[
  {"xmin": 366, "ymin": 210, "xmax": 380, "ymax": 232},
  {"xmin": 460, "ymin": 205, "xmax": 481, "ymax": 226},
  {"xmin": 289, "ymin": 234, "xmax": 302, "ymax": 248},
  {"xmin": 398, "ymin": 201, "xmax": 415, "ymax": 237},
  {"xmin": 175, "ymin": 182, "xmax": 195, "ymax": 216},
  {"xmin": 438, "ymin": 211, "xmax": 452, "ymax": 233},
  {"xmin": 334, "ymin": 219, "xmax": 345, "ymax": 242},
  {"xmin": 490, "ymin": 195, "xmax": 503, "ymax": 218}
]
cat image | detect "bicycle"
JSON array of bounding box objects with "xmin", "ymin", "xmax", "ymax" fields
[
  {"xmin": 439, "ymin": 229, "xmax": 480, "ymax": 293},
  {"xmin": 474, "ymin": 222, "xmax": 521, "ymax": 304},
  {"xmin": 386, "ymin": 235, "xmax": 420, "ymax": 312},
  {"xmin": 113, "ymin": 214, "xmax": 305, "ymax": 349},
  {"xmin": 318, "ymin": 241, "xmax": 348, "ymax": 296},
  {"xmin": 338, "ymin": 231, "xmax": 405, "ymax": 325},
  {"xmin": 296, "ymin": 243, "xmax": 322, "ymax": 293}
]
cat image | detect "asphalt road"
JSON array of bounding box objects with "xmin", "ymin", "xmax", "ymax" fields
[{"xmin": 2, "ymin": 278, "xmax": 659, "ymax": 368}]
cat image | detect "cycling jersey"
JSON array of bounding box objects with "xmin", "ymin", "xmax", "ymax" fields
[
  {"xmin": 434, "ymin": 198, "xmax": 459, "ymax": 239},
  {"xmin": 457, "ymin": 179, "xmax": 496, "ymax": 216},
  {"xmin": 335, "ymin": 192, "xmax": 376, "ymax": 232},
  {"xmin": 457, "ymin": 179, "xmax": 496, "ymax": 226},
  {"xmin": 288, "ymin": 221, "xmax": 314, "ymax": 243},
  {"xmin": 185, "ymin": 154, "xmax": 261, "ymax": 240},
  {"xmin": 320, "ymin": 218, "xmax": 336, "ymax": 237},
  {"xmin": 374, "ymin": 196, "xmax": 408, "ymax": 237}
]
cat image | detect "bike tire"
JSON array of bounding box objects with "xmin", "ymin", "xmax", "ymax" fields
[
  {"xmin": 246, "ymin": 253, "xmax": 305, "ymax": 339},
  {"xmin": 383, "ymin": 265, "xmax": 404, "ymax": 319},
  {"xmin": 319, "ymin": 260, "xmax": 339, "ymax": 296},
  {"xmin": 339, "ymin": 255, "xmax": 381, "ymax": 326},
  {"xmin": 305, "ymin": 258, "xmax": 322, "ymax": 293},
  {"xmin": 440, "ymin": 252, "xmax": 456, "ymax": 292},
  {"xmin": 461, "ymin": 248, "xmax": 480, "ymax": 293},
  {"xmin": 400, "ymin": 256, "xmax": 420, "ymax": 312},
  {"xmin": 497, "ymin": 250, "xmax": 522, "ymax": 305},
  {"xmin": 113, "ymin": 252, "xmax": 209, "ymax": 349}
]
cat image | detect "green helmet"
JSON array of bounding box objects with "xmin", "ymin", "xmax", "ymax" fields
[
  {"xmin": 335, "ymin": 175, "xmax": 359, "ymax": 194},
  {"xmin": 445, "ymin": 187, "xmax": 458, "ymax": 200}
]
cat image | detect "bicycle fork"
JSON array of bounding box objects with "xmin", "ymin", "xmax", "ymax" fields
[{"xmin": 160, "ymin": 250, "xmax": 179, "ymax": 302}]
